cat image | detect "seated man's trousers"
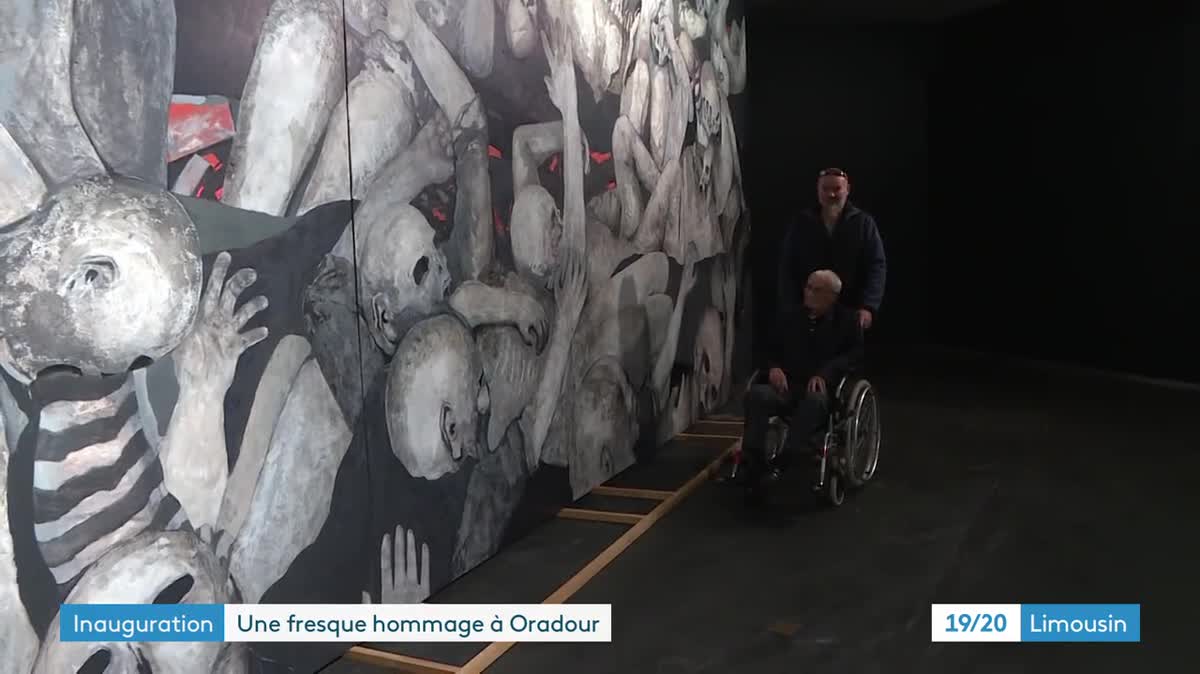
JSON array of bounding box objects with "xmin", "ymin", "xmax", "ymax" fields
[{"xmin": 741, "ymin": 384, "xmax": 830, "ymax": 476}]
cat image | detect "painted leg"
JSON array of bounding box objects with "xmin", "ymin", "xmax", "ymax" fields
[
  {"xmin": 222, "ymin": 0, "xmax": 345, "ymax": 216},
  {"xmin": 0, "ymin": 0, "xmax": 105, "ymax": 187},
  {"xmin": 70, "ymin": 0, "xmax": 176, "ymax": 186}
]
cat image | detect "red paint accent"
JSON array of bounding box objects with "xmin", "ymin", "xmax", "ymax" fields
[
  {"xmin": 202, "ymin": 153, "xmax": 221, "ymax": 170},
  {"xmin": 606, "ymin": 180, "xmax": 617, "ymax": 191},
  {"xmin": 166, "ymin": 98, "xmax": 235, "ymax": 162},
  {"xmin": 548, "ymin": 154, "xmax": 559, "ymax": 173},
  {"xmin": 590, "ymin": 150, "xmax": 612, "ymax": 164},
  {"xmin": 493, "ymin": 208, "xmax": 507, "ymax": 235},
  {"xmin": 488, "ymin": 144, "xmax": 503, "ymax": 159},
  {"xmin": 431, "ymin": 207, "xmax": 447, "ymax": 222},
  {"xmin": 215, "ymin": 186, "xmax": 224, "ymax": 201},
  {"xmin": 194, "ymin": 185, "xmax": 205, "ymax": 198}
]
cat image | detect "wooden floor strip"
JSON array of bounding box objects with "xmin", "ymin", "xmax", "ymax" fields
[
  {"xmin": 677, "ymin": 432, "xmax": 742, "ymax": 440},
  {"xmin": 589, "ymin": 485, "xmax": 673, "ymax": 500},
  {"xmin": 345, "ymin": 646, "xmax": 460, "ymax": 672},
  {"xmin": 457, "ymin": 442, "xmax": 737, "ymax": 674},
  {"xmin": 556, "ymin": 508, "xmax": 644, "ymax": 525}
]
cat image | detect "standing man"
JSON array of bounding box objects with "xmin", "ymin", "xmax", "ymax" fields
[{"xmin": 778, "ymin": 168, "xmax": 887, "ymax": 331}]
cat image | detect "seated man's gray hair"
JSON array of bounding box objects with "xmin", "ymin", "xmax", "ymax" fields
[{"xmin": 811, "ymin": 269, "xmax": 843, "ymax": 294}]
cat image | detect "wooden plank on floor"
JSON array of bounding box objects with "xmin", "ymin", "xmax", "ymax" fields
[
  {"xmin": 345, "ymin": 646, "xmax": 460, "ymax": 673},
  {"xmin": 457, "ymin": 441, "xmax": 737, "ymax": 674},
  {"xmin": 677, "ymin": 432, "xmax": 741, "ymax": 440},
  {"xmin": 700, "ymin": 419, "xmax": 744, "ymax": 425},
  {"xmin": 589, "ymin": 485, "xmax": 673, "ymax": 500},
  {"xmin": 556, "ymin": 508, "xmax": 643, "ymax": 525}
]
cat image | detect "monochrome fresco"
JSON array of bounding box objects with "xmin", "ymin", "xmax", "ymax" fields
[{"xmin": 0, "ymin": 0, "xmax": 748, "ymax": 671}]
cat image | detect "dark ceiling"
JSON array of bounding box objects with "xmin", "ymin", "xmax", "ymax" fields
[{"xmin": 743, "ymin": 0, "xmax": 1009, "ymax": 23}]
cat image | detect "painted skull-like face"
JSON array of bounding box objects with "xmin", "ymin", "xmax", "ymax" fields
[
  {"xmin": 692, "ymin": 307, "xmax": 724, "ymax": 415},
  {"xmin": 696, "ymin": 62, "xmax": 722, "ymax": 148},
  {"xmin": 571, "ymin": 356, "xmax": 637, "ymax": 497},
  {"xmin": 32, "ymin": 530, "xmax": 247, "ymax": 674},
  {"xmin": 0, "ymin": 176, "xmax": 202, "ymax": 380},
  {"xmin": 386, "ymin": 314, "xmax": 490, "ymax": 480},
  {"xmin": 357, "ymin": 202, "xmax": 450, "ymax": 355},
  {"xmin": 510, "ymin": 185, "xmax": 563, "ymax": 287}
]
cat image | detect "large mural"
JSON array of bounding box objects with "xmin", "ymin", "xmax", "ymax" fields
[{"xmin": 0, "ymin": 0, "xmax": 748, "ymax": 671}]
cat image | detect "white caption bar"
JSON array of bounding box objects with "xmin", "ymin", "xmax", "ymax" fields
[
  {"xmin": 224, "ymin": 604, "xmax": 612, "ymax": 642},
  {"xmin": 931, "ymin": 604, "xmax": 1021, "ymax": 642}
]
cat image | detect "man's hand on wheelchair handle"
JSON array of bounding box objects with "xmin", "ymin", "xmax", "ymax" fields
[
  {"xmin": 857, "ymin": 308, "xmax": 873, "ymax": 330},
  {"xmin": 808, "ymin": 375, "xmax": 826, "ymax": 395},
  {"xmin": 768, "ymin": 367, "xmax": 788, "ymax": 394}
]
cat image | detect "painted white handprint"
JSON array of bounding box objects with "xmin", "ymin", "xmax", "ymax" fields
[{"xmin": 363, "ymin": 525, "xmax": 431, "ymax": 604}]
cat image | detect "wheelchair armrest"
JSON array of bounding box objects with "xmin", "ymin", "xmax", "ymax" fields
[
  {"xmin": 834, "ymin": 375, "xmax": 850, "ymax": 401},
  {"xmin": 745, "ymin": 368, "xmax": 764, "ymax": 393}
]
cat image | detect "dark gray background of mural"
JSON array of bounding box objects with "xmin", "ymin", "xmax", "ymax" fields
[{"xmin": 0, "ymin": 0, "xmax": 749, "ymax": 671}]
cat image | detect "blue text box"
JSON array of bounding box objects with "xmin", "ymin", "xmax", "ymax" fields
[
  {"xmin": 1021, "ymin": 604, "xmax": 1140, "ymax": 642},
  {"xmin": 60, "ymin": 604, "xmax": 225, "ymax": 642}
]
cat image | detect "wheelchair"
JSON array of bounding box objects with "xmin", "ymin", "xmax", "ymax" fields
[{"xmin": 726, "ymin": 368, "xmax": 882, "ymax": 507}]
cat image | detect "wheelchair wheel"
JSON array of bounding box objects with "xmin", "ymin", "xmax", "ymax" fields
[
  {"xmin": 844, "ymin": 379, "xmax": 881, "ymax": 488},
  {"xmin": 824, "ymin": 470, "xmax": 845, "ymax": 506}
]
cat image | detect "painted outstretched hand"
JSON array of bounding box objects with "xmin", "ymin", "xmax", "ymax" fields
[
  {"xmin": 540, "ymin": 18, "xmax": 574, "ymax": 115},
  {"xmin": 363, "ymin": 525, "xmax": 432, "ymax": 604},
  {"xmin": 173, "ymin": 251, "xmax": 269, "ymax": 395}
]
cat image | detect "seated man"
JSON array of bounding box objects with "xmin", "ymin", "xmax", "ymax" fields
[{"xmin": 742, "ymin": 269, "xmax": 864, "ymax": 488}]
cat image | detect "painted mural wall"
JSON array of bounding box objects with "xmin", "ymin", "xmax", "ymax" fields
[{"xmin": 0, "ymin": 0, "xmax": 748, "ymax": 671}]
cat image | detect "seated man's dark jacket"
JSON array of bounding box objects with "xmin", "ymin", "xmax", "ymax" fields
[
  {"xmin": 767, "ymin": 303, "xmax": 864, "ymax": 388},
  {"xmin": 779, "ymin": 202, "xmax": 887, "ymax": 315}
]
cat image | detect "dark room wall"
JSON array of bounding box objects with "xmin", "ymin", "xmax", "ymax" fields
[
  {"xmin": 929, "ymin": 0, "xmax": 1200, "ymax": 382},
  {"xmin": 745, "ymin": 15, "xmax": 933, "ymax": 361}
]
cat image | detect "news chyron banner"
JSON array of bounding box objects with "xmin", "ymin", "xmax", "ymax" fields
[
  {"xmin": 59, "ymin": 604, "xmax": 612, "ymax": 643},
  {"xmin": 931, "ymin": 604, "xmax": 1141, "ymax": 642}
]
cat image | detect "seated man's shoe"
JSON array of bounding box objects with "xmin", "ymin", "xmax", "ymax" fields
[{"xmin": 762, "ymin": 467, "xmax": 782, "ymax": 483}]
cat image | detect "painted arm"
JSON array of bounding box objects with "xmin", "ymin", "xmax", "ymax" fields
[
  {"xmin": 663, "ymin": 30, "xmax": 692, "ymax": 167},
  {"xmin": 363, "ymin": 111, "xmax": 456, "ymax": 202},
  {"xmin": 387, "ymin": 0, "xmax": 493, "ymax": 279},
  {"xmin": 541, "ymin": 27, "xmax": 587, "ymax": 253},
  {"xmin": 521, "ymin": 248, "xmax": 587, "ymax": 470},
  {"xmin": 449, "ymin": 281, "xmax": 548, "ymax": 353},
  {"xmin": 161, "ymin": 253, "xmax": 269, "ymax": 536}
]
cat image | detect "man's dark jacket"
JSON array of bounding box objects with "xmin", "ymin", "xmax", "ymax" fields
[
  {"xmin": 767, "ymin": 303, "xmax": 864, "ymax": 387},
  {"xmin": 778, "ymin": 201, "xmax": 887, "ymax": 317}
]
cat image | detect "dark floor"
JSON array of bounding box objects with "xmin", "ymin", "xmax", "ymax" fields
[{"xmin": 324, "ymin": 348, "xmax": 1198, "ymax": 673}]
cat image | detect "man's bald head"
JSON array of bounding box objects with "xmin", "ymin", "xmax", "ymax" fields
[{"xmin": 803, "ymin": 269, "xmax": 841, "ymax": 316}]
